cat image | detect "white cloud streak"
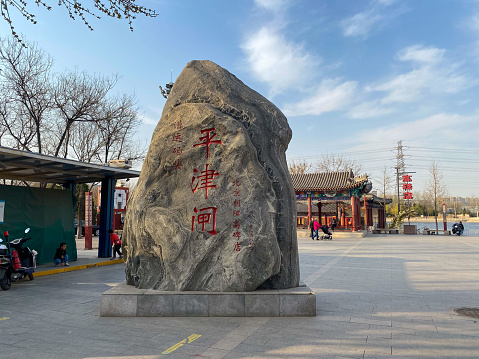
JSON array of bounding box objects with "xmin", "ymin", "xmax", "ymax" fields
[
  {"xmin": 371, "ymin": 45, "xmax": 469, "ymax": 104},
  {"xmin": 241, "ymin": 26, "xmax": 318, "ymax": 97},
  {"xmin": 341, "ymin": 0, "xmax": 399, "ymax": 38},
  {"xmin": 348, "ymin": 101, "xmax": 394, "ymax": 119},
  {"xmin": 358, "ymin": 113, "xmax": 467, "ymax": 143},
  {"xmin": 283, "ymin": 79, "xmax": 357, "ymax": 117},
  {"xmin": 254, "ymin": 0, "xmax": 289, "ymax": 12}
]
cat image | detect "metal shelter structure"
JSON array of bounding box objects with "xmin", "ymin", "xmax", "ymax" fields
[{"xmin": 0, "ymin": 146, "xmax": 141, "ymax": 258}]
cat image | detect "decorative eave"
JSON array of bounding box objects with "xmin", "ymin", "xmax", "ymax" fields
[
  {"xmin": 363, "ymin": 193, "xmax": 393, "ymax": 204},
  {"xmin": 291, "ymin": 171, "xmax": 369, "ymax": 191}
]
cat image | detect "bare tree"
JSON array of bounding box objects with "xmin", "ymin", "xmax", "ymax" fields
[
  {"xmin": 51, "ymin": 70, "xmax": 117, "ymax": 157},
  {"xmin": 95, "ymin": 93, "xmax": 143, "ymax": 164},
  {"xmin": 314, "ymin": 154, "xmax": 362, "ymax": 174},
  {"xmin": 1, "ymin": 0, "xmax": 158, "ymax": 46},
  {"xmin": 425, "ymin": 161, "xmax": 447, "ymax": 231},
  {"xmin": 288, "ymin": 160, "xmax": 313, "ymax": 174},
  {"xmin": 375, "ymin": 166, "xmax": 393, "ymax": 214},
  {"xmin": 0, "ymin": 37, "xmax": 53, "ymax": 153},
  {"xmin": 69, "ymin": 121, "xmax": 102, "ymax": 162},
  {"xmin": 0, "ymin": 37, "xmax": 145, "ymax": 167}
]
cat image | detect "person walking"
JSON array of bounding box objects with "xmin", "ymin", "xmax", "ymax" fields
[
  {"xmin": 313, "ymin": 219, "xmax": 320, "ymax": 240},
  {"xmin": 309, "ymin": 219, "xmax": 314, "ymax": 239},
  {"xmin": 109, "ymin": 229, "xmax": 123, "ymax": 260}
]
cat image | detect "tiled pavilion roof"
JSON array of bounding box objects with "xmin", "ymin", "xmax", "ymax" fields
[{"xmin": 291, "ymin": 171, "xmax": 368, "ymax": 191}]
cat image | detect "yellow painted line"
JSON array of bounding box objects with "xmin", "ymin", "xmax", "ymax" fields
[
  {"xmin": 34, "ymin": 259, "xmax": 123, "ymax": 277},
  {"xmin": 162, "ymin": 334, "xmax": 202, "ymax": 354},
  {"xmin": 188, "ymin": 334, "xmax": 201, "ymax": 343},
  {"xmin": 0, "ymin": 317, "xmax": 9, "ymax": 321}
]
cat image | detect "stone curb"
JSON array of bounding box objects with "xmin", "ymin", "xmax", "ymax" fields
[{"xmin": 34, "ymin": 259, "xmax": 123, "ymax": 277}]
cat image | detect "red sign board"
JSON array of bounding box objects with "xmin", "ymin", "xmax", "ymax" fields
[
  {"xmin": 402, "ymin": 174, "xmax": 413, "ymax": 200},
  {"xmin": 85, "ymin": 192, "xmax": 92, "ymax": 227}
]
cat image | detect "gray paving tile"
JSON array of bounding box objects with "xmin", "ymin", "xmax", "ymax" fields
[{"xmin": 4, "ymin": 234, "xmax": 479, "ymax": 358}]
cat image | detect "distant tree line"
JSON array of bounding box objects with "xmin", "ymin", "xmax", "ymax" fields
[
  {"xmin": 0, "ymin": 36, "xmax": 145, "ymax": 164},
  {"xmin": 288, "ymin": 154, "xmax": 363, "ymax": 175}
]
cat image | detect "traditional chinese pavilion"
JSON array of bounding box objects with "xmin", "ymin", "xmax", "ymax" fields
[{"xmin": 292, "ymin": 171, "xmax": 388, "ymax": 231}]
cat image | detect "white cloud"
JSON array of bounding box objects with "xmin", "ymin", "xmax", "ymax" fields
[
  {"xmin": 348, "ymin": 101, "xmax": 394, "ymax": 119},
  {"xmin": 241, "ymin": 26, "xmax": 318, "ymax": 96},
  {"xmin": 283, "ymin": 79, "xmax": 357, "ymax": 117},
  {"xmin": 341, "ymin": 0, "xmax": 401, "ymax": 38},
  {"xmin": 342, "ymin": 10, "xmax": 382, "ymax": 38},
  {"xmin": 142, "ymin": 115, "xmax": 159, "ymax": 126},
  {"xmin": 397, "ymin": 45, "xmax": 445, "ymax": 64},
  {"xmin": 254, "ymin": 0, "xmax": 289, "ymax": 12},
  {"xmin": 358, "ymin": 113, "xmax": 466, "ymax": 143},
  {"xmin": 370, "ymin": 45, "xmax": 470, "ymax": 104}
]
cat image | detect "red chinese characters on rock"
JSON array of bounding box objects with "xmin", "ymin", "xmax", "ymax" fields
[
  {"xmin": 171, "ymin": 120, "xmax": 184, "ymax": 170},
  {"xmin": 232, "ymin": 179, "xmax": 242, "ymax": 251},
  {"xmin": 191, "ymin": 207, "xmax": 217, "ymax": 235},
  {"xmin": 193, "ymin": 128, "xmax": 223, "ymax": 159},
  {"xmin": 248, "ymin": 211, "xmax": 255, "ymax": 250},
  {"xmin": 190, "ymin": 127, "xmax": 223, "ymax": 237},
  {"xmin": 191, "ymin": 164, "xmax": 220, "ymax": 200}
]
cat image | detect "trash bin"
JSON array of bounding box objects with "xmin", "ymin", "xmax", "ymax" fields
[{"xmin": 403, "ymin": 225, "xmax": 417, "ymax": 235}]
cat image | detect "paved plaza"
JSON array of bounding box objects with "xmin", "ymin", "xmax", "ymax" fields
[{"xmin": 0, "ymin": 234, "xmax": 478, "ymax": 358}]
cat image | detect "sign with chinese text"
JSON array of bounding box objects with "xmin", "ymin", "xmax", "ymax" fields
[
  {"xmin": 85, "ymin": 192, "xmax": 92, "ymax": 227},
  {"xmin": 402, "ymin": 174, "xmax": 413, "ymax": 201}
]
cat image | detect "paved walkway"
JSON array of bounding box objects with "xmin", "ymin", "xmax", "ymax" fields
[
  {"xmin": 1, "ymin": 234, "xmax": 478, "ymax": 358},
  {"xmin": 34, "ymin": 236, "xmax": 122, "ymax": 277}
]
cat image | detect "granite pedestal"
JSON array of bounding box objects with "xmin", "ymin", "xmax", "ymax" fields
[{"xmin": 100, "ymin": 282, "xmax": 316, "ymax": 317}]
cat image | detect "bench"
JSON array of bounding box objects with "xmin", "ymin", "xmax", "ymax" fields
[
  {"xmin": 372, "ymin": 229, "xmax": 400, "ymax": 234},
  {"xmin": 423, "ymin": 229, "xmax": 451, "ymax": 235}
]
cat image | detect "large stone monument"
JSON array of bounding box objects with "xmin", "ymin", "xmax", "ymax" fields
[{"xmin": 101, "ymin": 60, "xmax": 315, "ymax": 316}]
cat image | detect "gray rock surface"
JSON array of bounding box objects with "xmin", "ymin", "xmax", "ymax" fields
[{"xmin": 123, "ymin": 60, "xmax": 299, "ymax": 291}]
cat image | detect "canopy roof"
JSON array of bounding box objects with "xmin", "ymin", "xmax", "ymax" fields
[
  {"xmin": 0, "ymin": 146, "xmax": 140, "ymax": 184},
  {"xmin": 291, "ymin": 171, "xmax": 368, "ymax": 191}
]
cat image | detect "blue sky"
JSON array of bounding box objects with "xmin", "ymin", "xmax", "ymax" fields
[{"xmin": 2, "ymin": 0, "xmax": 479, "ymax": 198}]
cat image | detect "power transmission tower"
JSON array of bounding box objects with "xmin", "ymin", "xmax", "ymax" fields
[{"xmin": 395, "ymin": 140, "xmax": 405, "ymax": 213}]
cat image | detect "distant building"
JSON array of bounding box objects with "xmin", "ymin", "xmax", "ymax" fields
[{"xmin": 292, "ymin": 171, "xmax": 390, "ymax": 231}]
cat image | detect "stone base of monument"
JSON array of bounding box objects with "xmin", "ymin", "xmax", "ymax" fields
[{"xmin": 100, "ymin": 282, "xmax": 316, "ymax": 317}]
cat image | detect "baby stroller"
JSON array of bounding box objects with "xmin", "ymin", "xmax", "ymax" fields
[
  {"xmin": 320, "ymin": 225, "xmax": 333, "ymax": 240},
  {"xmin": 451, "ymin": 223, "xmax": 463, "ymax": 236}
]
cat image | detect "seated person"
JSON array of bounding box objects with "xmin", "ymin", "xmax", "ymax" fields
[
  {"xmin": 54, "ymin": 242, "xmax": 69, "ymax": 266},
  {"xmin": 330, "ymin": 218, "xmax": 337, "ymax": 231}
]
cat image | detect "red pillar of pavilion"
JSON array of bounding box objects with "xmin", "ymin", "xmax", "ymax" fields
[
  {"xmin": 317, "ymin": 201, "xmax": 322, "ymax": 225},
  {"xmin": 351, "ymin": 196, "xmax": 358, "ymax": 231},
  {"xmin": 364, "ymin": 200, "xmax": 368, "ymax": 231},
  {"xmin": 341, "ymin": 203, "xmax": 346, "ymax": 227},
  {"xmin": 307, "ymin": 197, "xmax": 312, "ymax": 227}
]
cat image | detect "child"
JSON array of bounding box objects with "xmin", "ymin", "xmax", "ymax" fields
[
  {"xmin": 109, "ymin": 229, "xmax": 122, "ymax": 260},
  {"xmin": 54, "ymin": 242, "xmax": 69, "ymax": 266}
]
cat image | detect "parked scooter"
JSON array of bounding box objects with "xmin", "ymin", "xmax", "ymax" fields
[{"xmin": 0, "ymin": 228, "xmax": 38, "ymax": 290}]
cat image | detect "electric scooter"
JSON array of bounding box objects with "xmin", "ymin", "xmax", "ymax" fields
[{"xmin": 0, "ymin": 228, "xmax": 38, "ymax": 290}]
